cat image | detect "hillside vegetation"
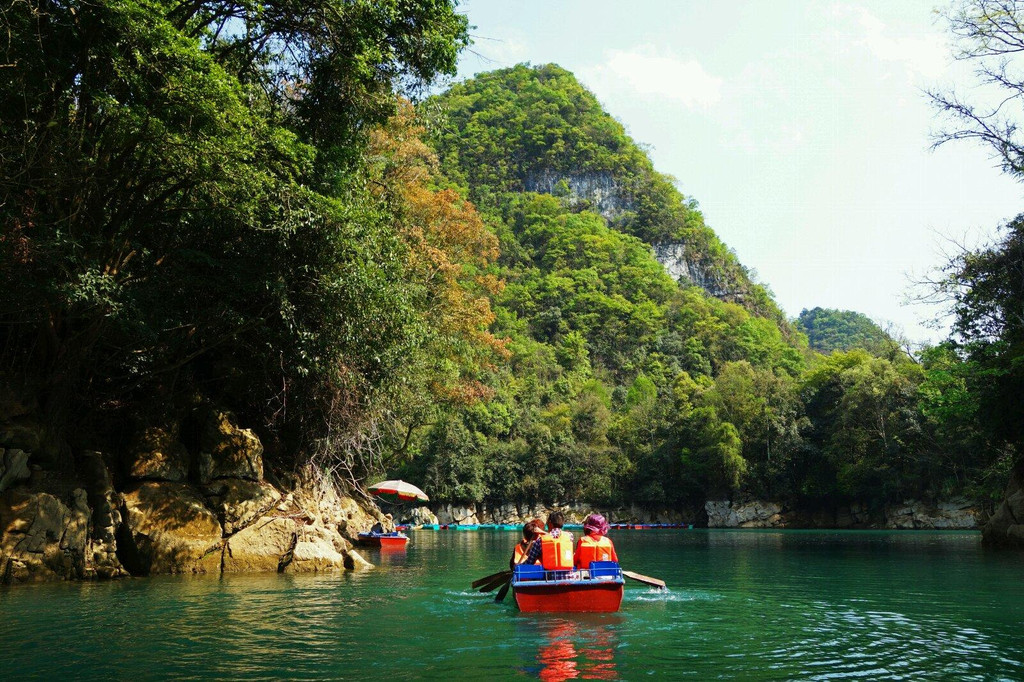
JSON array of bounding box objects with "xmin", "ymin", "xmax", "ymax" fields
[
  {"xmin": 393, "ymin": 65, "xmax": 1009, "ymax": 510},
  {"xmin": 0, "ymin": 11, "xmax": 1008, "ymax": 522},
  {"xmin": 796, "ymin": 307, "xmax": 898, "ymax": 357}
]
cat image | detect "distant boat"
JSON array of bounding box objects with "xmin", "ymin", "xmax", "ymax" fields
[
  {"xmin": 511, "ymin": 562, "xmax": 625, "ymax": 613},
  {"xmin": 356, "ymin": 531, "xmax": 409, "ymax": 548}
]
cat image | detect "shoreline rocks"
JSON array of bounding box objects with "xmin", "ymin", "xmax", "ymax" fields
[
  {"xmin": 1, "ymin": 410, "xmax": 380, "ymax": 585},
  {"xmin": 982, "ymin": 461, "xmax": 1024, "ymax": 548},
  {"xmin": 409, "ymin": 498, "xmax": 983, "ymax": 531},
  {"xmin": 703, "ymin": 498, "xmax": 982, "ymax": 530}
]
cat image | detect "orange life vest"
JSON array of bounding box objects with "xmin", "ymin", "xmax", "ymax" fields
[
  {"xmin": 575, "ymin": 535, "xmax": 617, "ymax": 569},
  {"xmin": 513, "ymin": 541, "xmax": 528, "ymax": 564},
  {"xmin": 540, "ymin": 534, "xmax": 574, "ymax": 570}
]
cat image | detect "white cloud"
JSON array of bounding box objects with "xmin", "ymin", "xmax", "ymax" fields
[
  {"xmin": 831, "ymin": 4, "xmax": 949, "ymax": 80},
  {"xmin": 458, "ymin": 32, "xmax": 529, "ymax": 75},
  {"xmin": 585, "ymin": 45, "xmax": 724, "ymax": 110}
]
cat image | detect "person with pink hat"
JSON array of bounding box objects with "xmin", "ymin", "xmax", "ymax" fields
[{"xmin": 575, "ymin": 513, "xmax": 618, "ymax": 569}]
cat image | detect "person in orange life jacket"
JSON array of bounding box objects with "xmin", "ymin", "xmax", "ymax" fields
[
  {"xmin": 510, "ymin": 518, "xmax": 546, "ymax": 569},
  {"xmin": 523, "ymin": 511, "xmax": 575, "ymax": 569},
  {"xmin": 575, "ymin": 513, "xmax": 618, "ymax": 569}
]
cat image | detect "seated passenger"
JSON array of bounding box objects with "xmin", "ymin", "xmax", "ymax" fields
[
  {"xmin": 575, "ymin": 513, "xmax": 618, "ymax": 569},
  {"xmin": 510, "ymin": 519, "xmax": 545, "ymax": 569},
  {"xmin": 523, "ymin": 512, "xmax": 575, "ymax": 572}
]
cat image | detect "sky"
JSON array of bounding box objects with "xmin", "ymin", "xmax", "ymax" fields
[{"xmin": 449, "ymin": 0, "xmax": 1024, "ymax": 344}]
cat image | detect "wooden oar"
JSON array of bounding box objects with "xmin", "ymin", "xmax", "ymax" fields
[
  {"xmin": 478, "ymin": 573, "xmax": 513, "ymax": 593},
  {"xmin": 471, "ymin": 569, "xmax": 512, "ymax": 589},
  {"xmin": 623, "ymin": 570, "xmax": 666, "ymax": 589},
  {"xmin": 494, "ymin": 579, "xmax": 512, "ymax": 602}
]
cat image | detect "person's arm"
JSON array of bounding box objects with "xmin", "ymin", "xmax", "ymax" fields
[{"xmin": 525, "ymin": 537, "xmax": 543, "ymax": 565}]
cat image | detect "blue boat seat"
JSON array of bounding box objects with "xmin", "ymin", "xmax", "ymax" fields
[
  {"xmin": 588, "ymin": 561, "xmax": 622, "ymax": 580},
  {"xmin": 514, "ymin": 564, "xmax": 545, "ymax": 581}
]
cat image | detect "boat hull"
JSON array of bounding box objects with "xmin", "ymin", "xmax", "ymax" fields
[
  {"xmin": 513, "ymin": 581, "xmax": 624, "ymax": 613},
  {"xmin": 356, "ymin": 532, "xmax": 409, "ymax": 548}
]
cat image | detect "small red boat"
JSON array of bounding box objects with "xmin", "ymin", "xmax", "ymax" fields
[
  {"xmin": 511, "ymin": 562, "xmax": 625, "ymax": 613},
  {"xmin": 356, "ymin": 531, "xmax": 409, "ymax": 548}
]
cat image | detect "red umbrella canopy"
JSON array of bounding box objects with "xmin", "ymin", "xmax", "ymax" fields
[{"xmin": 368, "ymin": 480, "xmax": 430, "ymax": 503}]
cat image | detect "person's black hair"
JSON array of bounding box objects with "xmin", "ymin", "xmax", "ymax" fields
[{"xmin": 547, "ymin": 511, "xmax": 565, "ymax": 529}]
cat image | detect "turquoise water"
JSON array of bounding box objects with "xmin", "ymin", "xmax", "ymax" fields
[{"xmin": 1, "ymin": 530, "xmax": 1022, "ymax": 679}]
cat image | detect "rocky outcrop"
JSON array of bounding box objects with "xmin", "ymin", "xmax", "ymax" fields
[
  {"xmin": 79, "ymin": 451, "xmax": 127, "ymax": 579},
  {"xmin": 284, "ymin": 524, "xmax": 349, "ymax": 573},
  {"xmin": 198, "ymin": 410, "xmax": 263, "ymax": 483},
  {"xmin": 222, "ymin": 517, "xmax": 297, "ymax": 573},
  {"xmin": 982, "ymin": 461, "xmax": 1024, "ymax": 548},
  {"xmin": 344, "ymin": 549, "xmax": 373, "ymax": 571},
  {"xmin": 0, "ymin": 404, "xmax": 382, "ymax": 583},
  {"xmin": 203, "ymin": 479, "xmax": 281, "ymax": 535},
  {"xmin": 524, "ymin": 171, "xmax": 625, "ymax": 220},
  {"xmin": 422, "ymin": 502, "xmax": 695, "ymax": 526},
  {"xmin": 0, "ymin": 448, "xmax": 30, "ymax": 494},
  {"xmin": 885, "ymin": 499, "xmax": 981, "ymax": 530},
  {"xmin": 654, "ymin": 243, "xmax": 741, "ymax": 301},
  {"xmin": 0, "ymin": 488, "xmax": 91, "ymax": 583},
  {"xmin": 706, "ymin": 499, "xmax": 783, "ymax": 528},
  {"xmin": 408, "ymin": 506, "xmax": 438, "ymax": 525},
  {"xmin": 705, "ymin": 498, "xmax": 981, "ymax": 530},
  {"xmin": 118, "ymin": 482, "xmax": 223, "ymax": 575},
  {"xmin": 127, "ymin": 427, "xmax": 188, "ymax": 482},
  {"xmin": 434, "ymin": 504, "xmax": 480, "ymax": 525}
]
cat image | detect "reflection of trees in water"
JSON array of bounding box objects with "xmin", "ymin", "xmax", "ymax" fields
[{"xmin": 519, "ymin": 617, "xmax": 619, "ymax": 681}]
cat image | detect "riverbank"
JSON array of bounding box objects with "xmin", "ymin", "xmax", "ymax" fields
[
  {"xmin": 405, "ymin": 497, "xmax": 984, "ymax": 531},
  {"xmin": 0, "ymin": 408, "xmax": 383, "ymax": 585}
]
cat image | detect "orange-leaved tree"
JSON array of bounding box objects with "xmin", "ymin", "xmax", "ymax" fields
[{"xmin": 366, "ymin": 101, "xmax": 509, "ymax": 461}]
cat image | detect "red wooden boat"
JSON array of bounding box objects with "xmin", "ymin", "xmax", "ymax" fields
[
  {"xmin": 511, "ymin": 562, "xmax": 625, "ymax": 613},
  {"xmin": 356, "ymin": 531, "xmax": 409, "ymax": 548}
]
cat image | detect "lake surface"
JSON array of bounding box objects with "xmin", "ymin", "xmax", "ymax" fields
[{"xmin": 1, "ymin": 529, "xmax": 1022, "ymax": 680}]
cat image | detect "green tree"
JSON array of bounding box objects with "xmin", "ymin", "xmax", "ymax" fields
[{"xmin": 0, "ymin": 0, "xmax": 469, "ymax": 469}]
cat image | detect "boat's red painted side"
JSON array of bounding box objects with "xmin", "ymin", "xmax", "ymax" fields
[
  {"xmin": 513, "ymin": 582, "xmax": 624, "ymax": 613},
  {"xmin": 356, "ymin": 533, "xmax": 409, "ymax": 548},
  {"xmin": 378, "ymin": 535, "xmax": 408, "ymax": 548}
]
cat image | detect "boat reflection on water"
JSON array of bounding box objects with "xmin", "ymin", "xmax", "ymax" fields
[
  {"xmin": 362, "ymin": 544, "xmax": 408, "ymax": 567},
  {"xmin": 517, "ymin": 615, "xmax": 621, "ymax": 681}
]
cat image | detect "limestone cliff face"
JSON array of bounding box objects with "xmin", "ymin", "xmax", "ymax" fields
[
  {"xmin": 410, "ymin": 498, "xmax": 982, "ymax": 530},
  {"xmin": 524, "ymin": 171, "xmax": 625, "ymax": 220},
  {"xmin": 521, "ymin": 171, "xmax": 748, "ymax": 304},
  {"xmin": 982, "ymin": 460, "xmax": 1024, "ymax": 548},
  {"xmin": 0, "ymin": 407, "xmax": 384, "ymax": 584},
  {"xmin": 654, "ymin": 243, "xmax": 746, "ymax": 302},
  {"xmin": 704, "ymin": 498, "xmax": 982, "ymax": 530}
]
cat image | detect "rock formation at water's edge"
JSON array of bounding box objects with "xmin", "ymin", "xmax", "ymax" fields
[{"xmin": 1, "ymin": 406, "xmax": 385, "ymax": 584}]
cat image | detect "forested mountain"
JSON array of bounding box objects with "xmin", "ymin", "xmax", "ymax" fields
[
  {"xmin": 796, "ymin": 307, "xmax": 897, "ymax": 356},
  {"xmin": 0, "ymin": 8, "xmax": 1008, "ymax": 529},
  {"xmin": 429, "ymin": 64, "xmax": 787, "ymax": 324},
  {"xmin": 393, "ymin": 64, "xmax": 1009, "ymax": 511}
]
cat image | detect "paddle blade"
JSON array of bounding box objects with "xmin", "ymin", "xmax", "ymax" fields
[
  {"xmin": 623, "ymin": 570, "xmax": 666, "ymax": 589},
  {"xmin": 478, "ymin": 573, "xmax": 512, "ymax": 593},
  {"xmin": 494, "ymin": 580, "xmax": 511, "ymax": 603},
  {"xmin": 471, "ymin": 570, "xmax": 512, "ymax": 589}
]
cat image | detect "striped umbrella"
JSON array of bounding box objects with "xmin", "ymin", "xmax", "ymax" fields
[{"xmin": 367, "ymin": 480, "xmax": 430, "ymax": 503}]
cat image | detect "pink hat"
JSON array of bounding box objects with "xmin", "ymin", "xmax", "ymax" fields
[{"xmin": 583, "ymin": 513, "xmax": 610, "ymax": 536}]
